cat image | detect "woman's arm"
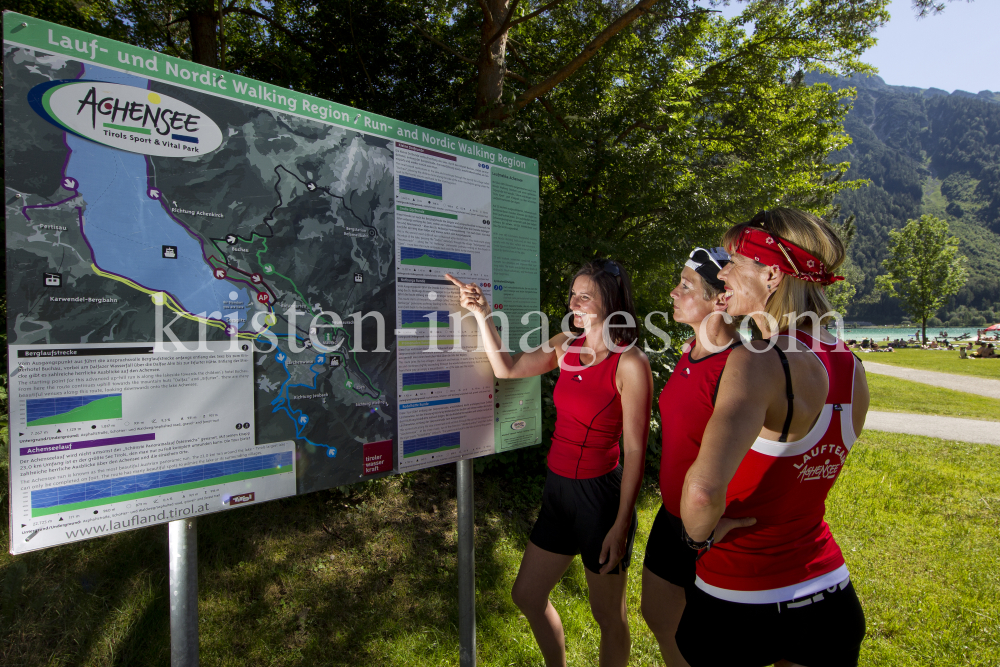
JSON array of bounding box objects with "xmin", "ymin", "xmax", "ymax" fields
[
  {"xmin": 446, "ymin": 273, "xmax": 566, "ymax": 379},
  {"xmin": 680, "ymin": 346, "xmax": 781, "ymax": 541},
  {"xmin": 599, "ymin": 348, "xmax": 653, "ymax": 574},
  {"xmin": 852, "ymin": 357, "xmax": 870, "ymax": 438}
]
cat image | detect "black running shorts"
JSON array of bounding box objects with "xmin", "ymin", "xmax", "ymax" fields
[
  {"xmin": 529, "ymin": 466, "xmax": 638, "ymax": 575},
  {"xmin": 676, "ymin": 578, "xmax": 866, "ymax": 667},
  {"xmin": 642, "ymin": 505, "xmax": 696, "ymax": 587}
]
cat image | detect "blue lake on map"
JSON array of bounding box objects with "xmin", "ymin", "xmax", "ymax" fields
[{"xmin": 64, "ymin": 65, "xmax": 252, "ymax": 328}]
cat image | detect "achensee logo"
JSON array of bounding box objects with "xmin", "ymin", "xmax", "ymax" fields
[{"xmin": 28, "ymin": 80, "xmax": 223, "ymax": 157}]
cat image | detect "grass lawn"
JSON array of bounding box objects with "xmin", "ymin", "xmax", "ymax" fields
[
  {"xmin": 862, "ymin": 348, "xmax": 1000, "ymax": 380},
  {"xmin": 867, "ymin": 373, "xmax": 1000, "ymax": 421},
  {"xmin": 2, "ymin": 432, "xmax": 999, "ymax": 666},
  {"xmin": 827, "ymin": 432, "xmax": 1000, "ymax": 667}
]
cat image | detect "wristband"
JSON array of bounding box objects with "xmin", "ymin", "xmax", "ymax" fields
[{"xmin": 681, "ymin": 525, "xmax": 715, "ymax": 557}]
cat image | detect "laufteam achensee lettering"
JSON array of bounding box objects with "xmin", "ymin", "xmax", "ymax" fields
[{"xmin": 793, "ymin": 443, "xmax": 846, "ymax": 483}]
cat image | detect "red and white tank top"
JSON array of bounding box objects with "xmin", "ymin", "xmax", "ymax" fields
[
  {"xmin": 658, "ymin": 340, "xmax": 740, "ymax": 517},
  {"xmin": 547, "ymin": 336, "xmax": 623, "ymax": 479},
  {"xmin": 695, "ymin": 329, "xmax": 859, "ymax": 603}
]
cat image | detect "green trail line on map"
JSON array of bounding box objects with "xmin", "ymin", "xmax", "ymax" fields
[
  {"xmin": 401, "ymin": 255, "xmax": 471, "ymax": 270},
  {"xmin": 204, "ymin": 163, "xmax": 383, "ymax": 400},
  {"xmin": 27, "ymin": 395, "xmax": 123, "ymax": 427},
  {"xmin": 207, "ymin": 232, "xmax": 381, "ymax": 400}
]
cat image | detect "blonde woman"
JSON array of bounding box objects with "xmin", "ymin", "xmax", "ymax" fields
[{"xmin": 678, "ymin": 209, "xmax": 870, "ymax": 667}]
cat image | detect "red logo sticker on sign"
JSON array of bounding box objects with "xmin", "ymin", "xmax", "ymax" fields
[
  {"xmin": 229, "ymin": 492, "xmax": 255, "ymax": 505},
  {"xmin": 363, "ymin": 439, "xmax": 393, "ymax": 476}
]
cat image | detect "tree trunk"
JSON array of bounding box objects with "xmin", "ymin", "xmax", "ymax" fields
[
  {"xmin": 922, "ymin": 316, "xmax": 926, "ymax": 345},
  {"xmin": 475, "ymin": 0, "xmax": 512, "ymax": 123},
  {"xmin": 188, "ymin": 0, "xmax": 219, "ymax": 67}
]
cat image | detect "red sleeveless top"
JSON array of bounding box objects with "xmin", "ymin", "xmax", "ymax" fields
[
  {"xmin": 658, "ymin": 340, "xmax": 740, "ymax": 517},
  {"xmin": 547, "ymin": 337, "xmax": 623, "ymax": 479},
  {"xmin": 696, "ymin": 330, "xmax": 859, "ymax": 603}
]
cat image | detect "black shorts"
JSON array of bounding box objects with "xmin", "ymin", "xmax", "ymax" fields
[
  {"xmin": 642, "ymin": 505, "xmax": 696, "ymax": 587},
  {"xmin": 529, "ymin": 466, "xmax": 638, "ymax": 575},
  {"xmin": 676, "ymin": 578, "xmax": 866, "ymax": 667}
]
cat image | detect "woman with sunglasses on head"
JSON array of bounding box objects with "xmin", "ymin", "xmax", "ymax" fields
[
  {"xmin": 446, "ymin": 260, "xmax": 653, "ymax": 667},
  {"xmin": 676, "ymin": 209, "xmax": 870, "ymax": 667},
  {"xmin": 640, "ymin": 247, "xmax": 756, "ymax": 666}
]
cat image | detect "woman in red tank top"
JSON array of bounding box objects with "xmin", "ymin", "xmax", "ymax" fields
[
  {"xmin": 447, "ymin": 260, "xmax": 653, "ymax": 667},
  {"xmin": 676, "ymin": 209, "xmax": 871, "ymax": 667},
  {"xmin": 640, "ymin": 247, "xmax": 752, "ymax": 667}
]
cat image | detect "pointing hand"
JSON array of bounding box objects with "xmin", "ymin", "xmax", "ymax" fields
[{"xmin": 445, "ymin": 273, "xmax": 490, "ymax": 317}]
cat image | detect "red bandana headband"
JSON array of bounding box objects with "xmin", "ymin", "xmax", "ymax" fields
[{"xmin": 734, "ymin": 227, "xmax": 843, "ymax": 286}]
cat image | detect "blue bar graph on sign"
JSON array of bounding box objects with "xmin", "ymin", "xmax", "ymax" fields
[
  {"xmin": 403, "ymin": 431, "xmax": 461, "ymax": 458},
  {"xmin": 402, "ymin": 370, "xmax": 451, "ymax": 391},
  {"xmin": 29, "ymin": 451, "xmax": 293, "ymax": 516},
  {"xmin": 401, "ymin": 309, "xmax": 451, "ymax": 328},
  {"xmin": 399, "ymin": 175, "xmax": 443, "ymax": 199}
]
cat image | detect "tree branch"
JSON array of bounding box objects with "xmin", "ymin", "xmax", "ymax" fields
[
  {"xmin": 538, "ymin": 96, "xmax": 572, "ymax": 133},
  {"xmin": 508, "ymin": 0, "xmax": 569, "ymax": 28},
  {"xmin": 348, "ymin": 0, "xmax": 376, "ymax": 95},
  {"xmin": 506, "ymin": 69, "xmax": 529, "ymax": 84},
  {"xmin": 513, "ymin": 0, "xmax": 662, "ymax": 110},
  {"xmin": 614, "ymin": 121, "xmax": 670, "ymax": 144},
  {"xmin": 224, "ymin": 7, "xmax": 310, "ymax": 50},
  {"xmin": 485, "ymin": 0, "xmax": 524, "ymax": 49},
  {"xmin": 410, "ymin": 21, "xmax": 476, "ymax": 64}
]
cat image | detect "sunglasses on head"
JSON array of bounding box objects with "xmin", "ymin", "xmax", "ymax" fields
[
  {"xmin": 689, "ymin": 247, "xmax": 728, "ymax": 272},
  {"xmin": 597, "ymin": 259, "xmax": 621, "ymax": 277}
]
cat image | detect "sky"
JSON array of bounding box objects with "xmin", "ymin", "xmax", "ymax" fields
[{"xmin": 712, "ymin": 0, "xmax": 1000, "ymax": 93}]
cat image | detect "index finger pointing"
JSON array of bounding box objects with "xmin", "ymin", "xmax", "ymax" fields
[{"xmin": 444, "ymin": 273, "xmax": 466, "ymax": 288}]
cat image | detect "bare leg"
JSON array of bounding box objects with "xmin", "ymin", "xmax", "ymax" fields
[
  {"xmin": 511, "ymin": 542, "xmax": 575, "ymax": 667},
  {"xmin": 640, "ymin": 566, "xmax": 690, "ymax": 667},
  {"xmin": 584, "ymin": 565, "xmax": 631, "ymax": 667}
]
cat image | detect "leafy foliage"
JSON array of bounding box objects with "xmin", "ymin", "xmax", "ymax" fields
[{"xmin": 875, "ymin": 214, "xmax": 968, "ymax": 341}]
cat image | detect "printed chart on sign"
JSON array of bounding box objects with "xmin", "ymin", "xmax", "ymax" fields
[
  {"xmin": 393, "ymin": 142, "xmax": 497, "ymax": 470},
  {"xmin": 6, "ymin": 342, "xmax": 295, "ymax": 554}
]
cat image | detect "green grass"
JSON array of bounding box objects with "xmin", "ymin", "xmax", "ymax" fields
[
  {"xmin": 827, "ymin": 432, "xmax": 1000, "ymax": 666},
  {"xmin": 2, "ymin": 432, "xmax": 999, "ymax": 666},
  {"xmin": 862, "ymin": 348, "xmax": 1000, "ymax": 380},
  {"xmin": 867, "ymin": 373, "xmax": 1000, "ymax": 421}
]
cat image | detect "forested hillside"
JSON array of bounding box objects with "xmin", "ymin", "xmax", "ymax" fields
[{"xmin": 814, "ymin": 73, "xmax": 1000, "ymax": 326}]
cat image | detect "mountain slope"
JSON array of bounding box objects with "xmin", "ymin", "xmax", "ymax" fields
[{"xmin": 810, "ymin": 73, "xmax": 1000, "ymax": 326}]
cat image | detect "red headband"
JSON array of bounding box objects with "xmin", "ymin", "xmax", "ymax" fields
[{"xmin": 734, "ymin": 227, "xmax": 843, "ymax": 286}]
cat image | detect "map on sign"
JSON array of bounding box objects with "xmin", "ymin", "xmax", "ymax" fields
[
  {"xmin": 5, "ymin": 49, "xmax": 395, "ymax": 492},
  {"xmin": 5, "ymin": 11, "xmax": 541, "ymax": 533}
]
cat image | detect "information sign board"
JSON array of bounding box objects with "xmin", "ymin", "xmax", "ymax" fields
[{"xmin": 4, "ymin": 12, "xmax": 541, "ymax": 553}]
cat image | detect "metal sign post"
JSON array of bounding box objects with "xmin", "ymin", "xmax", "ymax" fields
[
  {"xmin": 168, "ymin": 518, "xmax": 199, "ymax": 667},
  {"xmin": 456, "ymin": 459, "xmax": 476, "ymax": 667}
]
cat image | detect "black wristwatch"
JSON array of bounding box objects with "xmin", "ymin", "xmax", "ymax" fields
[{"xmin": 682, "ymin": 525, "xmax": 715, "ymax": 557}]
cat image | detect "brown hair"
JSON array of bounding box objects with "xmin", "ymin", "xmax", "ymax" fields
[
  {"xmin": 721, "ymin": 208, "xmax": 846, "ymax": 333},
  {"xmin": 567, "ymin": 259, "xmax": 639, "ymax": 346}
]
